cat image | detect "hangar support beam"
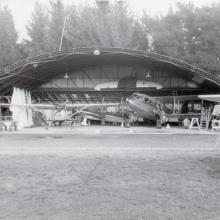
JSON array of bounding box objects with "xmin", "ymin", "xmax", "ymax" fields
[{"xmin": 0, "ymin": 47, "xmax": 220, "ymax": 95}]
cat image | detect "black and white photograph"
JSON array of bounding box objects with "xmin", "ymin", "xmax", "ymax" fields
[{"xmin": 0, "ymin": 0, "xmax": 220, "ymax": 219}]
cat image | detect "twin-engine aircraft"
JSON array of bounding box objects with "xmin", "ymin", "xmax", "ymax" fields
[
  {"xmin": 126, "ymin": 93, "xmax": 166, "ymax": 122},
  {"xmin": 125, "ymin": 93, "xmax": 203, "ymax": 127}
]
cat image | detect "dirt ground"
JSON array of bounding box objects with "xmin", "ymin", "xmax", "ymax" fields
[{"xmin": 0, "ymin": 132, "xmax": 220, "ymax": 220}]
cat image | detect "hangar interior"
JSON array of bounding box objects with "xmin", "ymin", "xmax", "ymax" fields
[{"xmin": 0, "ymin": 47, "xmax": 220, "ymax": 121}]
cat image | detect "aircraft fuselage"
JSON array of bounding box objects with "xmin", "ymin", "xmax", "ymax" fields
[{"xmin": 126, "ymin": 93, "xmax": 163, "ymax": 120}]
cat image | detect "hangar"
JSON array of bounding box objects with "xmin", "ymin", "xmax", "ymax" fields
[{"xmin": 0, "ymin": 47, "xmax": 220, "ymax": 124}]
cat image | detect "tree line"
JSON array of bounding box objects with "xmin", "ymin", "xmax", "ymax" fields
[{"xmin": 1, "ymin": 0, "xmax": 220, "ymax": 76}]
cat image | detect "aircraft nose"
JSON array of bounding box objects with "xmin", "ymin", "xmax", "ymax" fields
[
  {"xmin": 125, "ymin": 97, "xmax": 133, "ymax": 106},
  {"xmin": 125, "ymin": 97, "xmax": 131, "ymax": 103}
]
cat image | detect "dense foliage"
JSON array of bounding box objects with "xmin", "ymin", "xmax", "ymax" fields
[
  {"xmin": 1, "ymin": 0, "xmax": 220, "ymax": 76},
  {"xmin": 0, "ymin": 5, "xmax": 21, "ymax": 67}
]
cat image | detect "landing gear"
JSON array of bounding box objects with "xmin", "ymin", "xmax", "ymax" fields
[{"xmin": 156, "ymin": 119, "xmax": 162, "ymax": 129}]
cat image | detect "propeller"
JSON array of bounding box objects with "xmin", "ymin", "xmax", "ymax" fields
[{"xmin": 55, "ymin": 100, "xmax": 69, "ymax": 111}]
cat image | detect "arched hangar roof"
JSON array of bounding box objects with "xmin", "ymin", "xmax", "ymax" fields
[{"xmin": 0, "ymin": 47, "xmax": 220, "ymax": 95}]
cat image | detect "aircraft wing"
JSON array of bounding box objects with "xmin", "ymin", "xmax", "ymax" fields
[
  {"xmin": 65, "ymin": 103, "xmax": 120, "ymax": 109},
  {"xmin": 198, "ymin": 95, "xmax": 220, "ymax": 103},
  {"xmin": 0, "ymin": 103, "xmax": 57, "ymax": 109},
  {"xmin": 0, "ymin": 102, "xmax": 120, "ymax": 109}
]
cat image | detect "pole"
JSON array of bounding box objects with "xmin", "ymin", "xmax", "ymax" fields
[{"xmin": 59, "ymin": 16, "xmax": 67, "ymax": 51}]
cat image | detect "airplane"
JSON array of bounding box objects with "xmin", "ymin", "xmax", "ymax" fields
[
  {"xmin": 0, "ymin": 101, "xmax": 121, "ymax": 128},
  {"xmin": 95, "ymin": 76, "xmax": 163, "ymax": 90},
  {"xmin": 125, "ymin": 93, "xmax": 202, "ymax": 127},
  {"xmin": 125, "ymin": 93, "xmax": 167, "ymax": 127}
]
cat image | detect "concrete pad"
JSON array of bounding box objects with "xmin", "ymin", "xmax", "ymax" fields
[{"xmin": 0, "ymin": 125, "xmax": 220, "ymax": 135}]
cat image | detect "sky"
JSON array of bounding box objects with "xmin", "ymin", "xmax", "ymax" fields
[{"xmin": 1, "ymin": 0, "xmax": 220, "ymax": 41}]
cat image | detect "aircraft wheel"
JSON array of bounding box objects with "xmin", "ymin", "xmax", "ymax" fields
[{"xmin": 156, "ymin": 119, "xmax": 162, "ymax": 129}]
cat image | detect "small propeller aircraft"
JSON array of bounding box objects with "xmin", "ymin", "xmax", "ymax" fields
[{"xmin": 0, "ymin": 101, "xmax": 121, "ymax": 127}]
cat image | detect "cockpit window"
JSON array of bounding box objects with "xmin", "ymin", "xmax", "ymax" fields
[
  {"xmin": 133, "ymin": 94, "xmax": 140, "ymax": 99},
  {"xmin": 158, "ymin": 103, "xmax": 163, "ymax": 111},
  {"xmin": 144, "ymin": 97, "xmax": 149, "ymax": 102}
]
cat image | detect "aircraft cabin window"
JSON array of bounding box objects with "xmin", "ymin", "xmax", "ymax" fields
[{"xmin": 194, "ymin": 103, "xmax": 202, "ymax": 112}]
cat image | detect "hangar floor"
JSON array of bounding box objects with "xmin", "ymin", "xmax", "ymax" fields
[
  {"xmin": 0, "ymin": 125, "xmax": 220, "ymax": 135},
  {"xmin": 0, "ymin": 132, "xmax": 219, "ymax": 219}
]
